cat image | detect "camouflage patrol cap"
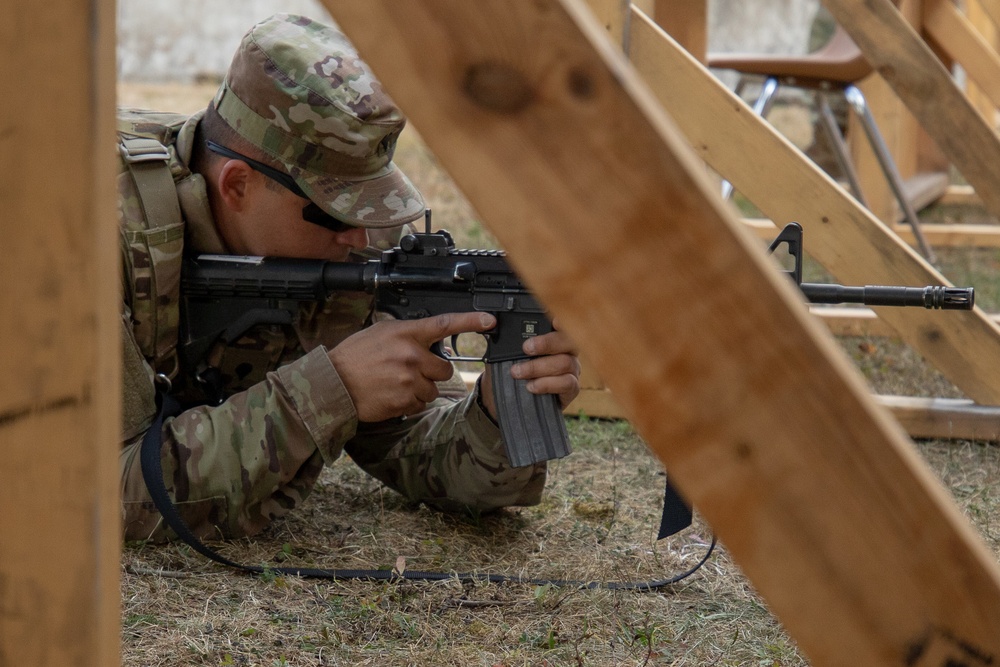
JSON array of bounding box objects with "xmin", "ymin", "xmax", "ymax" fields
[{"xmin": 212, "ymin": 13, "xmax": 424, "ymax": 228}]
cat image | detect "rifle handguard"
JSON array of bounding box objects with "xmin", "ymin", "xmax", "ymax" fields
[{"xmin": 489, "ymin": 359, "xmax": 572, "ymax": 468}]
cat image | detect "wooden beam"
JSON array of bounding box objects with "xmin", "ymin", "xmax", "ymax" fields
[
  {"xmin": 463, "ymin": 373, "xmax": 1000, "ymax": 444},
  {"xmin": 812, "ymin": 307, "xmax": 1000, "ymax": 339},
  {"xmin": 743, "ymin": 216, "xmax": 1000, "ymax": 248},
  {"xmin": 582, "ymin": 0, "xmax": 628, "ymax": 48},
  {"xmin": 627, "ymin": 8, "xmax": 1000, "ymax": 405},
  {"xmin": 814, "ymin": 308, "xmax": 1000, "ymax": 338},
  {"xmin": 922, "ymin": 0, "xmax": 1000, "ymax": 112},
  {"xmin": 879, "ymin": 395, "xmax": 1000, "ymax": 441},
  {"xmin": 975, "ymin": 0, "xmax": 1000, "ymax": 31},
  {"xmin": 749, "ymin": 183, "xmax": 982, "ymax": 212},
  {"xmin": 811, "ymin": 307, "xmax": 896, "ymax": 337},
  {"xmin": 939, "ymin": 183, "xmax": 982, "ymax": 206},
  {"xmin": 965, "ymin": 0, "xmax": 1000, "ymax": 126},
  {"xmin": 888, "ymin": 222, "xmax": 1000, "ymax": 248},
  {"xmin": 651, "ymin": 0, "xmax": 707, "ymax": 61},
  {"xmin": 327, "ymin": 1, "xmax": 1000, "ymax": 663},
  {"xmin": 822, "ymin": 0, "xmax": 1000, "ymax": 220},
  {"xmin": 0, "ymin": 0, "xmax": 119, "ymax": 665},
  {"xmin": 577, "ymin": 386, "xmax": 1000, "ymax": 442}
]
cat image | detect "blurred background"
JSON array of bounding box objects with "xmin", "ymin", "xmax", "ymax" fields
[{"xmin": 116, "ymin": 0, "xmax": 823, "ymax": 84}]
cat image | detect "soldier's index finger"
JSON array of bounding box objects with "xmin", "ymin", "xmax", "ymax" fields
[{"xmin": 408, "ymin": 312, "xmax": 497, "ymax": 345}]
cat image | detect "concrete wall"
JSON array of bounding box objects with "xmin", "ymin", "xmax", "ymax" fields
[
  {"xmin": 708, "ymin": 0, "xmax": 823, "ymax": 89},
  {"xmin": 116, "ymin": 0, "xmax": 333, "ymax": 82},
  {"xmin": 709, "ymin": 0, "xmax": 821, "ymax": 55},
  {"xmin": 117, "ymin": 0, "xmax": 821, "ymax": 83}
]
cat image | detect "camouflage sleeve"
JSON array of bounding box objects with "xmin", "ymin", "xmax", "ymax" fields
[
  {"xmin": 121, "ymin": 346, "xmax": 359, "ymax": 542},
  {"xmin": 122, "ymin": 346, "xmax": 546, "ymax": 541},
  {"xmin": 344, "ymin": 379, "xmax": 548, "ymax": 514}
]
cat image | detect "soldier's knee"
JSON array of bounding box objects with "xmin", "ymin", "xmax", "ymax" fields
[{"xmin": 430, "ymin": 462, "xmax": 547, "ymax": 513}]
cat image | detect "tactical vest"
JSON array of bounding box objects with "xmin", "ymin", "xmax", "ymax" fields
[{"xmin": 117, "ymin": 109, "xmax": 191, "ymax": 382}]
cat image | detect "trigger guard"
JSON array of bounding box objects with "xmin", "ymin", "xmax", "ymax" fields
[{"xmin": 433, "ymin": 333, "xmax": 486, "ymax": 363}]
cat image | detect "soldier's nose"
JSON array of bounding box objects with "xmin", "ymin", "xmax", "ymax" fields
[{"xmin": 337, "ymin": 226, "xmax": 369, "ymax": 251}]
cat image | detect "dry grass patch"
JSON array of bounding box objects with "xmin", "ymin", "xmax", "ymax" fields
[
  {"xmin": 121, "ymin": 414, "xmax": 1000, "ymax": 666},
  {"xmin": 123, "ymin": 419, "xmax": 796, "ymax": 666}
]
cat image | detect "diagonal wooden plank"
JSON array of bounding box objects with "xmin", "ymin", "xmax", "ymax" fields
[
  {"xmin": 324, "ymin": 1, "xmax": 1000, "ymax": 663},
  {"xmin": 964, "ymin": 0, "xmax": 1000, "ymax": 123},
  {"xmin": 878, "ymin": 395, "xmax": 1000, "ymax": 441},
  {"xmin": 651, "ymin": 0, "xmax": 707, "ymax": 60},
  {"xmin": 628, "ymin": 8, "xmax": 1000, "ymax": 405},
  {"xmin": 0, "ymin": 0, "xmax": 120, "ymax": 664},
  {"xmin": 975, "ymin": 0, "xmax": 1000, "ymax": 30},
  {"xmin": 821, "ymin": 0, "xmax": 1000, "ymax": 219},
  {"xmin": 923, "ymin": 0, "xmax": 1000, "ymax": 111}
]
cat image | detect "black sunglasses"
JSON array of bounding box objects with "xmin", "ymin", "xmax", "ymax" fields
[{"xmin": 205, "ymin": 140, "xmax": 355, "ymax": 233}]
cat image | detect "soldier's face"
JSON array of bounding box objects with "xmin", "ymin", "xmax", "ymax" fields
[{"xmin": 221, "ymin": 168, "xmax": 369, "ymax": 260}]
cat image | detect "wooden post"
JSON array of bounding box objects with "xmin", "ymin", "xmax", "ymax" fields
[
  {"xmin": 975, "ymin": 0, "xmax": 1000, "ymax": 29},
  {"xmin": 922, "ymin": 0, "xmax": 1000, "ymax": 117},
  {"xmin": 581, "ymin": 1, "xmax": 708, "ymax": 60},
  {"xmin": 582, "ymin": 0, "xmax": 629, "ymax": 47},
  {"xmin": 325, "ymin": 1, "xmax": 1000, "ymax": 663},
  {"xmin": 652, "ymin": 0, "xmax": 708, "ymax": 61},
  {"xmin": 825, "ymin": 0, "xmax": 1000, "ymax": 219},
  {"xmin": 0, "ymin": 1, "xmax": 120, "ymax": 665},
  {"xmin": 966, "ymin": 0, "xmax": 1000, "ymax": 127}
]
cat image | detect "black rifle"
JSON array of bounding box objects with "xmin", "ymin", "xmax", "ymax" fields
[
  {"xmin": 180, "ymin": 228, "xmax": 568, "ymax": 469},
  {"xmin": 179, "ymin": 221, "xmax": 973, "ymax": 473},
  {"xmin": 178, "ymin": 219, "xmax": 975, "ymax": 548}
]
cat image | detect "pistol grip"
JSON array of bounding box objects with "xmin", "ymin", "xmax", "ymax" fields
[{"xmin": 489, "ymin": 359, "xmax": 572, "ymax": 467}]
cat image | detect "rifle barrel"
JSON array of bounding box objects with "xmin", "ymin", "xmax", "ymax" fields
[{"xmin": 799, "ymin": 283, "xmax": 974, "ymax": 310}]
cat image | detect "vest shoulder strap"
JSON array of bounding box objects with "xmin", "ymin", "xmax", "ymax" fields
[{"xmin": 117, "ymin": 109, "xmax": 190, "ymax": 375}]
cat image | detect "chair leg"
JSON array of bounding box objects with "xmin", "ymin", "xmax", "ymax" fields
[
  {"xmin": 816, "ymin": 90, "xmax": 868, "ymax": 207},
  {"xmin": 844, "ymin": 85, "xmax": 936, "ymax": 262},
  {"xmin": 722, "ymin": 77, "xmax": 780, "ymax": 200},
  {"xmin": 734, "ymin": 77, "xmax": 748, "ymax": 100}
]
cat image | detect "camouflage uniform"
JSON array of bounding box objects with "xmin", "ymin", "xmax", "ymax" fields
[{"xmin": 118, "ymin": 14, "xmax": 546, "ymax": 542}]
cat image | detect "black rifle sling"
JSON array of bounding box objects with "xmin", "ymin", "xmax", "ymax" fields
[
  {"xmin": 140, "ymin": 390, "xmax": 713, "ymax": 587},
  {"xmin": 140, "ymin": 391, "xmax": 254, "ymax": 572}
]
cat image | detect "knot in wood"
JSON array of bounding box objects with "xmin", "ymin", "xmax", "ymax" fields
[
  {"xmin": 464, "ymin": 61, "xmax": 534, "ymax": 114},
  {"xmin": 734, "ymin": 441, "xmax": 753, "ymax": 461},
  {"xmin": 567, "ymin": 66, "xmax": 595, "ymax": 100}
]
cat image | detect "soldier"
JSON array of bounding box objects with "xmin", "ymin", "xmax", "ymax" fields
[{"xmin": 118, "ymin": 13, "xmax": 580, "ymax": 542}]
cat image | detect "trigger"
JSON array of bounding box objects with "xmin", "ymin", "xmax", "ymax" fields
[
  {"xmin": 430, "ymin": 340, "xmax": 449, "ymax": 359},
  {"xmin": 450, "ymin": 334, "xmax": 461, "ymax": 358}
]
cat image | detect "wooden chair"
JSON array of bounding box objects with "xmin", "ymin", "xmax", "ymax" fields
[{"xmin": 708, "ymin": 23, "xmax": 936, "ymax": 260}]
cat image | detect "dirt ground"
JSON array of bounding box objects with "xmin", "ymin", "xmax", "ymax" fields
[{"xmin": 117, "ymin": 83, "xmax": 1000, "ymax": 666}]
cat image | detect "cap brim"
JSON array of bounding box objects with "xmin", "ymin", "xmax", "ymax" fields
[{"xmin": 293, "ymin": 162, "xmax": 425, "ymax": 229}]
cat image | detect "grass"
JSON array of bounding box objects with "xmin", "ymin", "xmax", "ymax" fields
[
  {"xmin": 118, "ymin": 84, "xmax": 1000, "ymax": 666},
  {"xmin": 121, "ymin": 414, "xmax": 1000, "ymax": 666},
  {"xmin": 122, "ymin": 418, "xmax": 793, "ymax": 666}
]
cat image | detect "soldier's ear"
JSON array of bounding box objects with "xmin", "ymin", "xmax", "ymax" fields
[{"xmin": 216, "ymin": 159, "xmax": 254, "ymax": 213}]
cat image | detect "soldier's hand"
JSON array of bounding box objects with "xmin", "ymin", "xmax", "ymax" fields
[
  {"xmin": 328, "ymin": 312, "xmax": 497, "ymax": 423},
  {"xmin": 478, "ymin": 318, "xmax": 581, "ymax": 421}
]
